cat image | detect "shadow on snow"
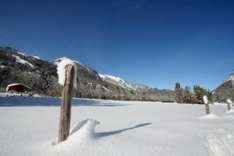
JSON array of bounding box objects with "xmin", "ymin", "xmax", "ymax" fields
[
  {"xmin": 70, "ymin": 119, "xmax": 152, "ymax": 139},
  {"xmin": 0, "ymin": 96, "xmax": 127, "ymax": 107},
  {"xmin": 95, "ymin": 123, "xmax": 152, "ymax": 138}
]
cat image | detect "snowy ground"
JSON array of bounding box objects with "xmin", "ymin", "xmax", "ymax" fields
[{"xmin": 0, "ymin": 97, "xmax": 234, "ymax": 156}]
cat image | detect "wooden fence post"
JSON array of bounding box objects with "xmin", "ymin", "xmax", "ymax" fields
[
  {"xmin": 226, "ymin": 99, "xmax": 232, "ymax": 111},
  {"xmin": 227, "ymin": 102, "xmax": 231, "ymax": 111},
  {"xmin": 203, "ymin": 96, "xmax": 210, "ymax": 115},
  {"xmin": 58, "ymin": 64, "xmax": 75, "ymax": 143},
  {"xmin": 205, "ymin": 103, "xmax": 210, "ymax": 115}
]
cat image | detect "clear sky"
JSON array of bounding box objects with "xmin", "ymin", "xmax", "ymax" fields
[{"xmin": 0, "ymin": 0, "xmax": 234, "ymax": 90}]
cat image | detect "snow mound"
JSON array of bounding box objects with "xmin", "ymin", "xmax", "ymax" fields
[
  {"xmin": 53, "ymin": 119, "xmax": 99, "ymax": 145},
  {"xmin": 200, "ymin": 114, "xmax": 219, "ymax": 119},
  {"xmin": 55, "ymin": 57, "xmax": 77, "ymax": 89},
  {"xmin": 45, "ymin": 119, "xmax": 100, "ymax": 156},
  {"xmin": 70, "ymin": 119, "xmax": 100, "ymax": 139},
  {"xmin": 226, "ymin": 109, "xmax": 234, "ymax": 113},
  {"xmin": 51, "ymin": 119, "xmax": 99, "ymax": 143}
]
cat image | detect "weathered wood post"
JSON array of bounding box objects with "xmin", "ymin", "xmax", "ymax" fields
[
  {"xmin": 226, "ymin": 99, "xmax": 232, "ymax": 111},
  {"xmin": 203, "ymin": 95, "xmax": 210, "ymax": 115},
  {"xmin": 58, "ymin": 64, "xmax": 75, "ymax": 143}
]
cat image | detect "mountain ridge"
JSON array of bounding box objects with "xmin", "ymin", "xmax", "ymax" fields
[
  {"xmin": 213, "ymin": 72, "xmax": 234, "ymax": 102},
  {"xmin": 0, "ymin": 47, "xmax": 175, "ymax": 101},
  {"xmin": 1, "ymin": 47, "xmax": 233, "ymax": 102}
]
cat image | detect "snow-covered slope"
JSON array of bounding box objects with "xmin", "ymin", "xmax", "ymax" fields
[
  {"xmin": 55, "ymin": 57, "xmax": 99, "ymax": 78},
  {"xmin": 99, "ymin": 74, "xmax": 149, "ymax": 91},
  {"xmin": 225, "ymin": 72, "xmax": 234, "ymax": 84},
  {"xmin": 214, "ymin": 72, "xmax": 234, "ymax": 102},
  {"xmin": 12, "ymin": 54, "xmax": 35, "ymax": 68},
  {"xmin": 0, "ymin": 97, "xmax": 234, "ymax": 156},
  {"xmin": 99, "ymin": 74, "xmax": 136, "ymax": 90}
]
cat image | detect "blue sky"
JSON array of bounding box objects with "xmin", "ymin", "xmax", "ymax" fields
[{"xmin": 0, "ymin": 0, "xmax": 234, "ymax": 90}]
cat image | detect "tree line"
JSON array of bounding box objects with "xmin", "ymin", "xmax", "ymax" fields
[{"xmin": 175, "ymin": 82, "xmax": 213, "ymax": 104}]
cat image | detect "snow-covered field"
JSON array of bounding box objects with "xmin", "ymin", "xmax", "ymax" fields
[{"xmin": 0, "ymin": 97, "xmax": 234, "ymax": 156}]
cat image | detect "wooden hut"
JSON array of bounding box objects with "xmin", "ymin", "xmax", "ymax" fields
[{"xmin": 6, "ymin": 83, "xmax": 30, "ymax": 93}]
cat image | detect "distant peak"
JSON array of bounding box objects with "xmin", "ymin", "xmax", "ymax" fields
[
  {"xmin": 226, "ymin": 72, "xmax": 234, "ymax": 82},
  {"xmin": 99, "ymin": 73, "xmax": 135, "ymax": 90},
  {"xmin": 99, "ymin": 74, "xmax": 125, "ymax": 83},
  {"xmin": 54, "ymin": 57, "xmax": 98, "ymax": 76},
  {"xmin": 98, "ymin": 73, "xmax": 150, "ymax": 92}
]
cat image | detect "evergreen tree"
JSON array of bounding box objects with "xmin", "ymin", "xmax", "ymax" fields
[
  {"xmin": 207, "ymin": 90, "xmax": 214, "ymax": 104},
  {"xmin": 175, "ymin": 82, "xmax": 184, "ymax": 103},
  {"xmin": 193, "ymin": 85, "xmax": 208, "ymax": 104},
  {"xmin": 183, "ymin": 86, "xmax": 192, "ymax": 103}
]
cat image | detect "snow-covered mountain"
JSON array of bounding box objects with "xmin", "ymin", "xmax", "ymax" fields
[
  {"xmin": 55, "ymin": 58, "xmax": 150, "ymax": 92},
  {"xmin": 54, "ymin": 57, "xmax": 99, "ymax": 78},
  {"xmin": 0, "ymin": 47, "xmax": 175, "ymax": 101},
  {"xmin": 225, "ymin": 72, "xmax": 234, "ymax": 84},
  {"xmin": 214, "ymin": 72, "xmax": 234, "ymax": 102},
  {"xmin": 99, "ymin": 74, "xmax": 150, "ymax": 92}
]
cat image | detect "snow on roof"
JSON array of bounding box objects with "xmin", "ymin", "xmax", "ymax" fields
[
  {"xmin": 6, "ymin": 83, "xmax": 30, "ymax": 91},
  {"xmin": 12, "ymin": 55, "xmax": 34, "ymax": 68},
  {"xmin": 55, "ymin": 57, "xmax": 77, "ymax": 89}
]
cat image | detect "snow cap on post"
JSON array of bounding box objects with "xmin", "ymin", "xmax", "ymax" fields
[
  {"xmin": 227, "ymin": 99, "xmax": 233, "ymax": 104},
  {"xmin": 55, "ymin": 57, "xmax": 77, "ymax": 89},
  {"xmin": 203, "ymin": 95, "xmax": 208, "ymax": 104}
]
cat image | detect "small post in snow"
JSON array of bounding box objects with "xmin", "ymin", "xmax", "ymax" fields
[
  {"xmin": 58, "ymin": 64, "xmax": 75, "ymax": 143},
  {"xmin": 226, "ymin": 99, "xmax": 232, "ymax": 111},
  {"xmin": 203, "ymin": 95, "xmax": 210, "ymax": 115}
]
